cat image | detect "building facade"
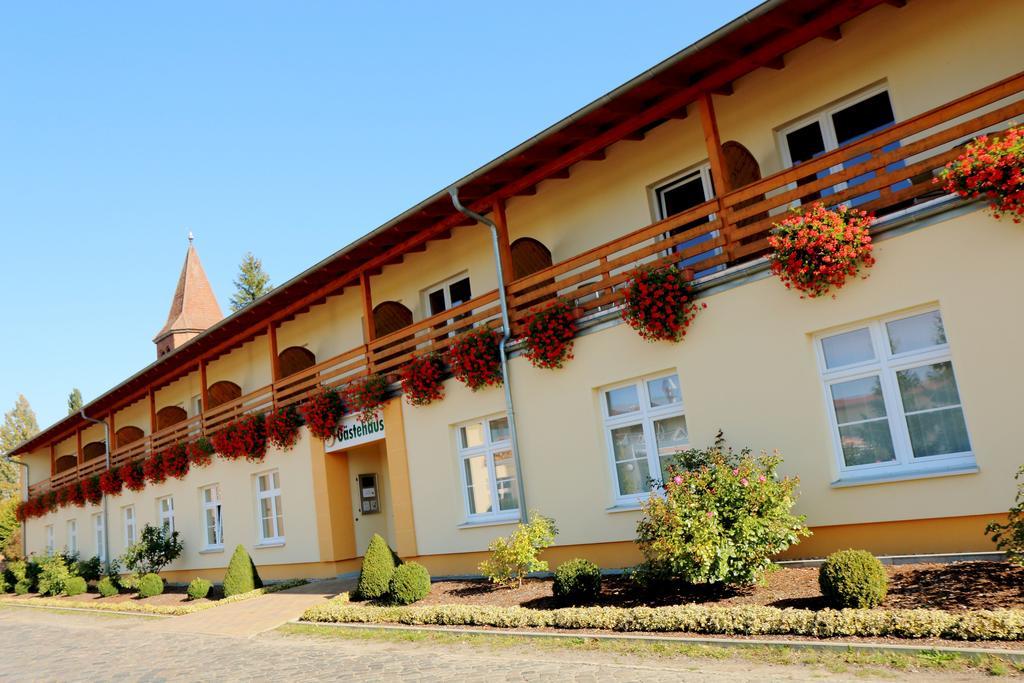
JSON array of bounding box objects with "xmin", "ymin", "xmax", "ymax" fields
[{"xmin": 13, "ymin": 0, "xmax": 1024, "ymax": 581}]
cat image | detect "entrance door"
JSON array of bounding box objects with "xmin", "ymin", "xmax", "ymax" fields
[{"xmin": 347, "ymin": 442, "xmax": 392, "ymax": 556}]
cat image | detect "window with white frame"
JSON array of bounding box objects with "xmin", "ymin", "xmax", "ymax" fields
[
  {"xmin": 601, "ymin": 373, "xmax": 688, "ymax": 502},
  {"xmin": 123, "ymin": 506, "xmax": 136, "ymax": 546},
  {"xmin": 652, "ymin": 166, "xmax": 723, "ymax": 279},
  {"xmin": 45, "ymin": 525, "xmax": 54, "ymax": 554},
  {"xmin": 201, "ymin": 485, "xmax": 223, "ymax": 548},
  {"xmin": 255, "ymin": 471, "xmax": 285, "ymax": 543},
  {"xmin": 93, "ymin": 513, "xmax": 105, "ymax": 562},
  {"xmin": 816, "ymin": 308, "xmax": 974, "ymax": 479},
  {"xmin": 457, "ymin": 415, "xmax": 519, "ymax": 521},
  {"xmin": 423, "ymin": 273, "xmax": 473, "ymax": 336},
  {"xmin": 66, "ymin": 519, "xmax": 77, "ymax": 555},
  {"xmin": 158, "ymin": 496, "xmax": 175, "ymax": 534}
]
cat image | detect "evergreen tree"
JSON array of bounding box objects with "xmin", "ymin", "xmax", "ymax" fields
[
  {"xmin": 229, "ymin": 252, "xmax": 272, "ymax": 312},
  {"xmin": 0, "ymin": 395, "xmax": 39, "ymax": 499},
  {"xmin": 67, "ymin": 388, "xmax": 83, "ymax": 415}
]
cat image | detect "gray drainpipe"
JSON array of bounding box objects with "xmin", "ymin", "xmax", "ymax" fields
[
  {"xmin": 4, "ymin": 456, "xmax": 28, "ymax": 559},
  {"xmin": 449, "ymin": 189, "xmax": 528, "ymax": 524},
  {"xmin": 79, "ymin": 410, "xmax": 111, "ymax": 572}
]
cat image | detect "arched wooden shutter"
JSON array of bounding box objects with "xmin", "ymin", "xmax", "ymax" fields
[
  {"xmin": 156, "ymin": 405, "xmax": 188, "ymax": 431},
  {"xmin": 54, "ymin": 455, "xmax": 78, "ymax": 474},
  {"xmin": 83, "ymin": 441, "xmax": 106, "ymax": 461},
  {"xmin": 373, "ymin": 301, "xmax": 413, "ymax": 338},
  {"xmin": 278, "ymin": 346, "xmax": 316, "ymax": 379},
  {"xmin": 115, "ymin": 426, "xmax": 145, "ymax": 449},
  {"xmin": 722, "ymin": 141, "xmax": 769, "ymax": 250},
  {"xmin": 510, "ymin": 237, "xmax": 554, "ymax": 310},
  {"xmin": 207, "ymin": 381, "xmax": 242, "ymax": 410}
]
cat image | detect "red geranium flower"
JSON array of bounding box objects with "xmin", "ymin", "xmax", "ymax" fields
[
  {"xmin": 301, "ymin": 388, "xmax": 345, "ymax": 441},
  {"xmin": 99, "ymin": 467, "xmax": 123, "ymax": 496},
  {"xmin": 400, "ymin": 353, "xmax": 446, "ymax": 406},
  {"xmin": 265, "ymin": 404, "xmax": 304, "ymax": 451},
  {"xmin": 522, "ymin": 299, "xmax": 577, "ymax": 370},
  {"xmin": 621, "ymin": 265, "xmax": 705, "ymax": 342},
  {"xmin": 143, "ymin": 450, "xmax": 167, "ymax": 484},
  {"xmin": 345, "ymin": 374, "xmax": 390, "ymax": 424},
  {"xmin": 163, "ymin": 443, "xmax": 190, "ymax": 479},
  {"xmin": 211, "ymin": 413, "xmax": 267, "ymax": 463},
  {"xmin": 939, "ymin": 125, "xmax": 1024, "ymax": 222},
  {"xmin": 447, "ymin": 327, "xmax": 503, "ymax": 391},
  {"xmin": 81, "ymin": 476, "xmax": 103, "ymax": 505},
  {"xmin": 120, "ymin": 461, "xmax": 146, "ymax": 492},
  {"xmin": 187, "ymin": 437, "xmax": 215, "ymax": 467}
]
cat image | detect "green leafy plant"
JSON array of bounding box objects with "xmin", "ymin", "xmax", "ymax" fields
[
  {"xmin": 137, "ymin": 572, "xmax": 164, "ymax": 598},
  {"xmin": 552, "ymin": 558, "xmax": 602, "ymax": 605},
  {"xmin": 986, "ymin": 465, "xmax": 1024, "ymax": 565},
  {"xmin": 97, "ymin": 576, "xmax": 119, "ymax": 597},
  {"xmin": 635, "ymin": 433, "xmax": 809, "ymax": 587},
  {"xmin": 75, "ymin": 555, "xmax": 103, "ymax": 582},
  {"xmin": 64, "ymin": 576, "xmax": 87, "ymax": 596},
  {"xmin": 357, "ymin": 534, "xmax": 397, "ymax": 601},
  {"xmin": 121, "ymin": 524, "xmax": 182, "ymax": 576},
  {"xmin": 223, "ymin": 545, "xmax": 263, "ymax": 597},
  {"xmin": 388, "ymin": 561, "xmax": 430, "ymax": 605},
  {"xmin": 187, "ymin": 577, "xmax": 212, "ymax": 600},
  {"xmin": 479, "ymin": 512, "xmax": 557, "ymax": 588},
  {"xmin": 818, "ymin": 549, "xmax": 889, "ymax": 609},
  {"xmin": 36, "ymin": 554, "xmax": 73, "ymax": 596}
]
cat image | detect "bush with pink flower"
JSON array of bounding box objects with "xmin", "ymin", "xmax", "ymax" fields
[{"xmin": 634, "ymin": 432, "xmax": 810, "ymax": 587}]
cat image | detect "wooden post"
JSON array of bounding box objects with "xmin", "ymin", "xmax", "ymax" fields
[
  {"xmin": 148, "ymin": 387, "xmax": 157, "ymax": 434},
  {"xmin": 50, "ymin": 443, "xmax": 56, "ymax": 476},
  {"xmin": 76, "ymin": 429, "xmax": 83, "ymax": 466},
  {"xmin": 360, "ymin": 270, "xmax": 376, "ymax": 352},
  {"xmin": 108, "ymin": 412, "xmax": 116, "ymax": 457},
  {"xmin": 199, "ymin": 361, "xmax": 209, "ymax": 430},
  {"xmin": 697, "ymin": 92, "xmax": 734, "ymax": 261},
  {"xmin": 267, "ymin": 323, "xmax": 280, "ymax": 382},
  {"xmin": 492, "ymin": 200, "xmax": 514, "ymax": 285}
]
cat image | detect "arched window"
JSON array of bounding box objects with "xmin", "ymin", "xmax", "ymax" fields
[
  {"xmin": 156, "ymin": 405, "xmax": 188, "ymax": 431},
  {"xmin": 722, "ymin": 140, "xmax": 768, "ymax": 248},
  {"xmin": 54, "ymin": 455, "xmax": 78, "ymax": 474},
  {"xmin": 278, "ymin": 346, "xmax": 316, "ymax": 379},
  {"xmin": 373, "ymin": 301, "xmax": 413, "ymax": 338},
  {"xmin": 510, "ymin": 237, "xmax": 553, "ymax": 280},
  {"xmin": 115, "ymin": 426, "xmax": 145, "ymax": 449},
  {"xmin": 83, "ymin": 441, "xmax": 106, "ymax": 461},
  {"xmin": 207, "ymin": 381, "xmax": 242, "ymax": 410}
]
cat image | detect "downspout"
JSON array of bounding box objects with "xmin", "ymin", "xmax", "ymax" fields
[
  {"xmin": 79, "ymin": 410, "xmax": 111, "ymax": 573},
  {"xmin": 449, "ymin": 188, "xmax": 528, "ymax": 524},
  {"xmin": 3, "ymin": 456, "xmax": 28, "ymax": 559}
]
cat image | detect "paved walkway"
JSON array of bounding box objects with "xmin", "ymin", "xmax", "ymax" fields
[{"xmin": 144, "ymin": 577, "xmax": 355, "ymax": 637}]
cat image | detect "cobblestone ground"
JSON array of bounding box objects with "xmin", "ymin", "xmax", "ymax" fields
[{"xmin": 0, "ymin": 605, "xmax": 993, "ymax": 682}]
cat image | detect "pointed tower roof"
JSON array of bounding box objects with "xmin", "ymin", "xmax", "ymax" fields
[{"xmin": 153, "ymin": 237, "xmax": 223, "ymax": 357}]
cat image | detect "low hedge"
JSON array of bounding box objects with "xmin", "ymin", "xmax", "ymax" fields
[{"xmin": 301, "ymin": 599, "xmax": 1024, "ymax": 642}]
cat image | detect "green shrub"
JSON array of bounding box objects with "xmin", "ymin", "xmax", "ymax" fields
[
  {"xmin": 0, "ymin": 497, "xmax": 22, "ymax": 561},
  {"xmin": 65, "ymin": 576, "xmax": 87, "ymax": 596},
  {"xmin": 137, "ymin": 573, "xmax": 164, "ymax": 598},
  {"xmin": 14, "ymin": 579, "xmax": 31, "ymax": 595},
  {"xmin": 75, "ymin": 556, "xmax": 103, "ymax": 582},
  {"xmin": 553, "ymin": 558, "xmax": 602, "ymax": 604},
  {"xmin": 987, "ymin": 465, "xmax": 1024, "ymax": 565},
  {"xmin": 0, "ymin": 575, "xmax": 8, "ymax": 593},
  {"xmin": 121, "ymin": 524, "xmax": 182, "ymax": 575},
  {"xmin": 223, "ymin": 545, "xmax": 263, "ymax": 597},
  {"xmin": 7, "ymin": 559, "xmax": 41, "ymax": 593},
  {"xmin": 357, "ymin": 534, "xmax": 397, "ymax": 600},
  {"xmin": 479, "ymin": 512, "xmax": 557, "ymax": 588},
  {"xmin": 97, "ymin": 576, "xmax": 119, "ymax": 597},
  {"xmin": 635, "ymin": 433, "xmax": 810, "ymax": 587},
  {"xmin": 388, "ymin": 562, "xmax": 430, "ymax": 605},
  {"xmin": 36, "ymin": 555, "xmax": 73, "ymax": 596},
  {"xmin": 818, "ymin": 549, "xmax": 888, "ymax": 609},
  {"xmin": 187, "ymin": 577, "xmax": 212, "ymax": 600}
]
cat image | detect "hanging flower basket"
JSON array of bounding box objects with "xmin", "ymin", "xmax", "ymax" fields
[
  {"xmin": 621, "ymin": 265, "xmax": 706, "ymax": 342},
  {"xmin": 120, "ymin": 461, "xmax": 146, "ymax": 492},
  {"xmin": 81, "ymin": 476, "xmax": 103, "ymax": 505},
  {"xmin": 67, "ymin": 481, "xmax": 86, "ymax": 508},
  {"xmin": 99, "ymin": 467, "xmax": 123, "ymax": 496},
  {"xmin": 447, "ymin": 327, "xmax": 503, "ymax": 391},
  {"xmin": 939, "ymin": 125, "xmax": 1024, "ymax": 222},
  {"xmin": 346, "ymin": 374, "xmax": 390, "ymax": 424},
  {"xmin": 56, "ymin": 484, "xmax": 74, "ymax": 508},
  {"xmin": 522, "ymin": 299, "xmax": 577, "ymax": 370},
  {"xmin": 211, "ymin": 413, "xmax": 268, "ymax": 463},
  {"xmin": 163, "ymin": 443, "xmax": 191, "ymax": 479},
  {"xmin": 143, "ymin": 450, "xmax": 167, "ymax": 485},
  {"xmin": 767, "ymin": 202, "xmax": 876, "ymax": 299},
  {"xmin": 301, "ymin": 387, "xmax": 345, "ymax": 441},
  {"xmin": 265, "ymin": 404, "xmax": 304, "ymax": 451},
  {"xmin": 187, "ymin": 436, "xmax": 215, "ymax": 467},
  {"xmin": 44, "ymin": 490, "xmax": 59, "ymax": 513},
  {"xmin": 400, "ymin": 353, "xmax": 446, "ymax": 407}
]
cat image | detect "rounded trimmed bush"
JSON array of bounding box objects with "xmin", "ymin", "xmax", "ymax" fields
[
  {"xmin": 137, "ymin": 573, "xmax": 164, "ymax": 598},
  {"xmin": 97, "ymin": 576, "xmax": 119, "ymax": 598},
  {"xmin": 223, "ymin": 545, "xmax": 263, "ymax": 597},
  {"xmin": 818, "ymin": 549, "xmax": 888, "ymax": 609},
  {"xmin": 65, "ymin": 576, "xmax": 87, "ymax": 597},
  {"xmin": 553, "ymin": 558, "xmax": 602, "ymax": 604},
  {"xmin": 388, "ymin": 562, "xmax": 430, "ymax": 605},
  {"xmin": 187, "ymin": 577, "xmax": 212, "ymax": 600},
  {"xmin": 357, "ymin": 534, "xmax": 397, "ymax": 601}
]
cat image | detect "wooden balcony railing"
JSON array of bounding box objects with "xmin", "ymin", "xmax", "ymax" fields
[{"xmin": 26, "ymin": 71, "xmax": 1023, "ymax": 499}]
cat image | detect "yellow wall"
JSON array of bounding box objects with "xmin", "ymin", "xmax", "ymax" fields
[
  {"xmin": 114, "ymin": 397, "xmax": 151, "ymax": 437},
  {"xmin": 206, "ymin": 335, "xmax": 271, "ymax": 396},
  {"xmin": 153, "ymin": 369, "xmax": 201, "ymax": 419},
  {"xmin": 276, "ymin": 292, "xmax": 365, "ymax": 362}
]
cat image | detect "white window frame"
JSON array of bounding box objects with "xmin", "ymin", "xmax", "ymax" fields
[
  {"xmin": 456, "ymin": 414, "xmax": 520, "ymax": 523},
  {"xmin": 45, "ymin": 525, "xmax": 54, "ymax": 554},
  {"xmin": 92, "ymin": 513, "xmax": 105, "ymax": 562},
  {"xmin": 601, "ymin": 372, "xmax": 687, "ymax": 505},
  {"xmin": 255, "ymin": 470, "xmax": 285, "ymax": 544},
  {"xmin": 422, "ymin": 272, "xmax": 471, "ymax": 316},
  {"xmin": 158, "ymin": 496, "xmax": 175, "ymax": 535},
  {"xmin": 66, "ymin": 519, "xmax": 77, "ymax": 555},
  {"xmin": 815, "ymin": 306, "xmax": 975, "ymax": 482},
  {"xmin": 123, "ymin": 505, "xmax": 136, "ymax": 546},
  {"xmin": 201, "ymin": 484, "xmax": 224, "ymax": 549},
  {"xmin": 650, "ymin": 164, "xmax": 723, "ymax": 277}
]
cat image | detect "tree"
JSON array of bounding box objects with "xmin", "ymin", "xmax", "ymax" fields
[
  {"xmin": 67, "ymin": 388, "xmax": 83, "ymax": 415},
  {"xmin": 0, "ymin": 395, "xmax": 39, "ymax": 500},
  {"xmin": 229, "ymin": 252, "xmax": 272, "ymax": 311},
  {"xmin": 121, "ymin": 524, "xmax": 183, "ymax": 575}
]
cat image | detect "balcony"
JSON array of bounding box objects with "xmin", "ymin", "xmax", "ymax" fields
[{"xmin": 26, "ymin": 70, "xmax": 1024, "ymax": 499}]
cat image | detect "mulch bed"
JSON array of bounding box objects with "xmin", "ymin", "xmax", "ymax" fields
[
  {"xmin": 5, "ymin": 583, "xmax": 223, "ymax": 608},
  {"xmin": 414, "ymin": 562, "xmax": 1024, "ymax": 612}
]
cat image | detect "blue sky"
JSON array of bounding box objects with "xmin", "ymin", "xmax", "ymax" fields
[{"xmin": 0, "ymin": 1, "xmax": 759, "ymax": 430}]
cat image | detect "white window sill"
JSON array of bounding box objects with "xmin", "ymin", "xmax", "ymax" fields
[
  {"xmin": 606, "ymin": 502, "xmax": 643, "ymax": 514},
  {"xmin": 457, "ymin": 516, "xmax": 520, "ymax": 530},
  {"xmin": 255, "ymin": 540, "xmax": 285, "ymax": 549},
  {"xmin": 830, "ymin": 464, "xmax": 979, "ymax": 488},
  {"xmin": 199, "ymin": 546, "xmax": 225, "ymax": 554}
]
